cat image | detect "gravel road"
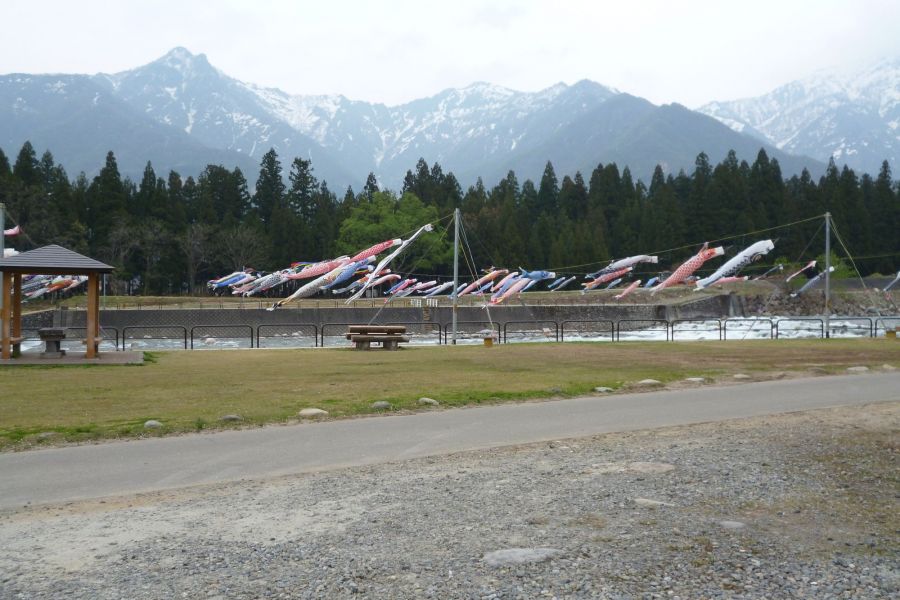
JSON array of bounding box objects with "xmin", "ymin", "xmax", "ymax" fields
[{"xmin": 2, "ymin": 402, "xmax": 897, "ymax": 599}]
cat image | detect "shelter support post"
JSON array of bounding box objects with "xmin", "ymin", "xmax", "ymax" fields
[
  {"xmin": 1, "ymin": 271, "xmax": 10, "ymax": 359},
  {"xmin": 11, "ymin": 273, "xmax": 21, "ymax": 357},
  {"xmin": 86, "ymin": 273, "xmax": 99, "ymax": 358}
]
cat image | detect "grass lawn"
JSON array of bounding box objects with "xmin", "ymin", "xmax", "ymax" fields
[{"xmin": 1, "ymin": 339, "xmax": 897, "ymax": 449}]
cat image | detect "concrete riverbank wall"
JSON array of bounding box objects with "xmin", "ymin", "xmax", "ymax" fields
[{"xmin": 27, "ymin": 294, "xmax": 736, "ymax": 332}]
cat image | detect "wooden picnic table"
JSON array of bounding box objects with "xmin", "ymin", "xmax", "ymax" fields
[{"xmin": 346, "ymin": 325, "xmax": 409, "ymax": 350}]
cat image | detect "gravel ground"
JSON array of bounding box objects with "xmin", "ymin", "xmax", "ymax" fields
[{"xmin": 1, "ymin": 402, "xmax": 897, "ymax": 599}]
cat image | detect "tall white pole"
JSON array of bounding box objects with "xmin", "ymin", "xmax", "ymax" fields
[
  {"xmin": 824, "ymin": 212, "xmax": 831, "ymax": 339},
  {"xmin": 452, "ymin": 208, "xmax": 459, "ymax": 345},
  {"xmin": 825, "ymin": 212, "xmax": 831, "ymax": 338},
  {"xmin": 0, "ymin": 203, "xmax": 5, "ymax": 313}
]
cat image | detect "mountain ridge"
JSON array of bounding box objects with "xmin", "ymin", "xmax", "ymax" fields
[
  {"xmin": 699, "ymin": 58, "xmax": 900, "ymax": 174},
  {"xmin": 0, "ymin": 47, "xmax": 837, "ymax": 187}
]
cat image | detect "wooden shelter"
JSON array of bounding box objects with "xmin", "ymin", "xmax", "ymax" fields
[{"xmin": 0, "ymin": 245, "xmax": 113, "ymax": 359}]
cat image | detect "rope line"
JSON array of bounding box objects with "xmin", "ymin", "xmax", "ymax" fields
[
  {"xmin": 367, "ymin": 218, "xmax": 453, "ymax": 324},
  {"xmin": 543, "ymin": 214, "xmax": 824, "ymax": 273},
  {"xmin": 830, "ymin": 220, "xmax": 883, "ymax": 318},
  {"xmin": 739, "ymin": 220, "xmax": 824, "ymax": 341},
  {"xmin": 458, "ymin": 216, "xmax": 494, "ymax": 325}
]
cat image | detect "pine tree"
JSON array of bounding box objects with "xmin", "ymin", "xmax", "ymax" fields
[
  {"xmin": 0, "ymin": 147, "xmax": 10, "ymax": 179},
  {"xmin": 253, "ymin": 148, "xmax": 285, "ymax": 226},
  {"xmin": 12, "ymin": 141, "xmax": 39, "ymax": 187},
  {"xmin": 182, "ymin": 176, "xmax": 199, "ymax": 224},
  {"xmin": 134, "ymin": 161, "xmax": 158, "ymax": 220},
  {"xmin": 708, "ymin": 150, "xmax": 749, "ymax": 236},
  {"xmin": 86, "ymin": 151, "xmax": 128, "ymax": 254},
  {"xmin": 749, "ymin": 149, "xmax": 785, "ymax": 228},
  {"xmin": 645, "ymin": 166, "xmax": 684, "ymax": 255},
  {"xmin": 537, "ymin": 161, "xmax": 558, "ymax": 213},
  {"xmin": 363, "ymin": 172, "xmax": 379, "ymax": 202},
  {"xmin": 688, "ymin": 152, "xmax": 714, "ymax": 244},
  {"xmin": 461, "ymin": 178, "xmax": 487, "ymax": 217},
  {"xmin": 287, "ymin": 157, "xmax": 318, "ymax": 221},
  {"xmin": 166, "ymin": 171, "xmax": 188, "ymax": 231},
  {"xmin": 38, "ymin": 151, "xmax": 56, "ymax": 191},
  {"xmin": 868, "ymin": 161, "xmax": 898, "ymax": 273},
  {"xmin": 836, "ymin": 165, "xmax": 870, "ymax": 259}
]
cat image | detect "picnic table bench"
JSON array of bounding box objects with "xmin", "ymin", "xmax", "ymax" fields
[{"xmin": 346, "ymin": 325, "xmax": 410, "ymax": 350}]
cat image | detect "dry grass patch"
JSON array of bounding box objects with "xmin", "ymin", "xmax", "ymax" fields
[{"xmin": 0, "ymin": 339, "xmax": 896, "ymax": 448}]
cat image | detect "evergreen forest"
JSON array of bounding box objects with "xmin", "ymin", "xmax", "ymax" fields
[{"xmin": 0, "ymin": 141, "xmax": 897, "ymax": 295}]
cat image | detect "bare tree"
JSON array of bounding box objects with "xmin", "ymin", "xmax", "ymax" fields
[
  {"xmin": 136, "ymin": 219, "xmax": 169, "ymax": 295},
  {"xmin": 178, "ymin": 223, "xmax": 211, "ymax": 295},
  {"xmin": 219, "ymin": 223, "xmax": 267, "ymax": 272},
  {"xmin": 104, "ymin": 219, "xmax": 137, "ymax": 295}
]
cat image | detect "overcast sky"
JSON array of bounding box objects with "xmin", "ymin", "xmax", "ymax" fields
[{"xmin": 4, "ymin": 0, "xmax": 898, "ymax": 108}]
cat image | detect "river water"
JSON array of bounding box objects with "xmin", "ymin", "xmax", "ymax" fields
[{"xmin": 17, "ymin": 316, "xmax": 894, "ymax": 353}]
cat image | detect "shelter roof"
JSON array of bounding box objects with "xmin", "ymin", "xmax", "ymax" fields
[{"xmin": 0, "ymin": 244, "xmax": 114, "ymax": 275}]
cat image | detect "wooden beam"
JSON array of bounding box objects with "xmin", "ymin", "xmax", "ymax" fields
[
  {"xmin": 1, "ymin": 271, "xmax": 10, "ymax": 360},
  {"xmin": 11, "ymin": 273, "xmax": 21, "ymax": 358},
  {"xmin": 86, "ymin": 273, "xmax": 99, "ymax": 358}
]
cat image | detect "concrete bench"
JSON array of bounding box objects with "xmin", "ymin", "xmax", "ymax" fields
[{"xmin": 38, "ymin": 328, "xmax": 67, "ymax": 358}]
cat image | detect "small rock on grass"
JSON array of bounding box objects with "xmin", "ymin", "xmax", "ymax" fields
[
  {"xmin": 635, "ymin": 379, "xmax": 662, "ymax": 386},
  {"xmin": 220, "ymin": 414, "xmax": 243, "ymax": 422},
  {"xmin": 298, "ymin": 408, "xmax": 328, "ymax": 418},
  {"xmin": 36, "ymin": 432, "xmax": 57, "ymax": 440},
  {"xmin": 718, "ymin": 520, "xmax": 746, "ymax": 529},
  {"xmin": 594, "ymin": 386, "xmax": 614, "ymax": 393},
  {"xmin": 881, "ymin": 364, "xmax": 897, "ymax": 371},
  {"xmin": 733, "ymin": 373, "xmax": 751, "ymax": 380},
  {"xmin": 371, "ymin": 401, "xmax": 392, "ymax": 410},
  {"xmin": 417, "ymin": 397, "xmax": 439, "ymax": 406},
  {"xmin": 483, "ymin": 547, "xmax": 560, "ymax": 567},
  {"xmin": 846, "ymin": 366, "xmax": 869, "ymax": 372},
  {"xmin": 684, "ymin": 377, "xmax": 705, "ymax": 383},
  {"xmin": 143, "ymin": 420, "xmax": 163, "ymax": 429}
]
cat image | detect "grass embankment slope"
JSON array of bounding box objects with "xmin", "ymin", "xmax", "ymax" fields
[{"xmin": 1, "ymin": 339, "xmax": 897, "ymax": 449}]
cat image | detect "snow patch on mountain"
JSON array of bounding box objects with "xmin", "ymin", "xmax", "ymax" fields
[{"xmin": 699, "ymin": 58, "xmax": 900, "ymax": 173}]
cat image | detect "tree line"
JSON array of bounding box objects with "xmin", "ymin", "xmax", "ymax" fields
[{"xmin": 0, "ymin": 141, "xmax": 897, "ymax": 295}]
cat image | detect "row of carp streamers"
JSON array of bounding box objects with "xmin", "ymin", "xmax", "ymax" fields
[
  {"xmin": 205, "ymin": 230, "xmax": 897, "ymax": 309},
  {"xmin": 4, "ymin": 223, "xmax": 897, "ymax": 302}
]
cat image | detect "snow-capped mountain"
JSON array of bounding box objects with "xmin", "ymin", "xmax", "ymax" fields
[
  {"xmin": 0, "ymin": 71, "xmax": 251, "ymax": 179},
  {"xmin": 0, "ymin": 47, "xmax": 825, "ymax": 187},
  {"xmin": 699, "ymin": 59, "xmax": 900, "ymax": 174},
  {"xmin": 94, "ymin": 48, "xmax": 354, "ymax": 184}
]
